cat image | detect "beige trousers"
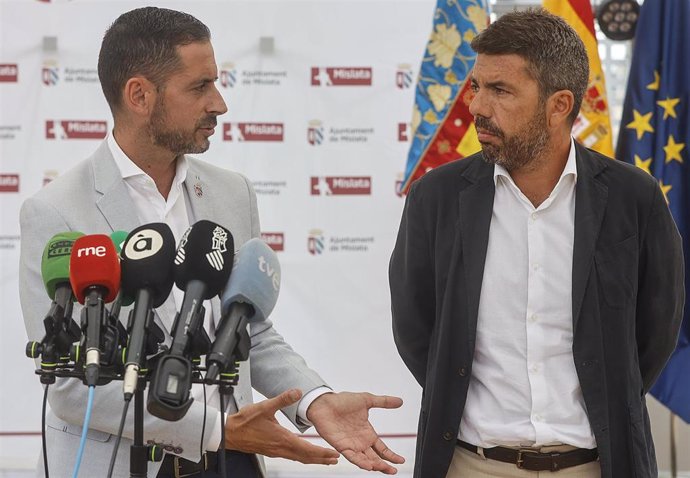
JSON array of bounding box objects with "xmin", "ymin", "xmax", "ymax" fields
[{"xmin": 446, "ymin": 444, "xmax": 602, "ymax": 478}]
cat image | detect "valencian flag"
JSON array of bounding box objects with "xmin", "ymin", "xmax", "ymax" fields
[
  {"xmin": 400, "ymin": 0, "xmax": 489, "ymax": 194},
  {"xmin": 616, "ymin": 0, "xmax": 690, "ymax": 423},
  {"xmin": 544, "ymin": 0, "xmax": 614, "ymax": 156}
]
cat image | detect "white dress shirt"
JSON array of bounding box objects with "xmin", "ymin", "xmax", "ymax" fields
[
  {"xmin": 459, "ymin": 139, "xmax": 596, "ymax": 449},
  {"xmin": 107, "ymin": 134, "xmax": 327, "ymax": 450}
]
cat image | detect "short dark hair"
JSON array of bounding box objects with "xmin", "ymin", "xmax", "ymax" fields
[
  {"xmin": 471, "ymin": 8, "xmax": 589, "ymax": 124},
  {"xmin": 97, "ymin": 7, "xmax": 210, "ymax": 114}
]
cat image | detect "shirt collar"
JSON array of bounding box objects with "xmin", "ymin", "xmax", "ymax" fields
[
  {"xmin": 493, "ymin": 137, "xmax": 578, "ymax": 186},
  {"xmin": 107, "ymin": 132, "xmax": 189, "ymax": 188}
]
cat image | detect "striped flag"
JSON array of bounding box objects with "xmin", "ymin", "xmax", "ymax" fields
[
  {"xmin": 400, "ymin": 0, "xmax": 490, "ymax": 194},
  {"xmin": 544, "ymin": 0, "xmax": 614, "ymax": 156}
]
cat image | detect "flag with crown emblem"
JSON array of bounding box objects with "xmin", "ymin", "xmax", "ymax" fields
[
  {"xmin": 616, "ymin": 0, "xmax": 690, "ymax": 423},
  {"xmin": 544, "ymin": 0, "xmax": 614, "ymax": 156},
  {"xmin": 400, "ymin": 0, "xmax": 490, "ymax": 194}
]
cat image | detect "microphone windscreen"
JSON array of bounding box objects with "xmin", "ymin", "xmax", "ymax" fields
[
  {"xmin": 110, "ymin": 230, "xmax": 129, "ymax": 257},
  {"xmin": 121, "ymin": 223, "xmax": 176, "ymax": 308},
  {"xmin": 220, "ymin": 238, "xmax": 280, "ymax": 322},
  {"xmin": 174, "ymin": 220, "xmax": 234, "ymax": 299},
  {"xmin": 41, "ymin": 231, "xmax": 84, "ymax": 300},
  {"xmin": 69, "ymin": 234, "xmax": 121, "ymax": 304}
]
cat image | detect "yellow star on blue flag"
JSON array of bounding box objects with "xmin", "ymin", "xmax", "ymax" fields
[{"xmin": 616, "ymin": 0, "xmax": 690, "ymax": 423}]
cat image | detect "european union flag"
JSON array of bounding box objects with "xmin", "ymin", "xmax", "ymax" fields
[{"xmin": 616, "ymin": 0, "xmax": 690, "ymax": 423}]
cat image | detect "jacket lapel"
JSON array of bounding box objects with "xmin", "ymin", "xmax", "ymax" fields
[
  {"xmin": 92, "ymin": 141, "xmax": 140, "ymax": 234},
  {"xmin": 457, "ymin": 160, "xmax": 495, "ymax": 341},
  {"xmin": 572, "ymin": 144, "xmax": 608, "ymax": 330}
]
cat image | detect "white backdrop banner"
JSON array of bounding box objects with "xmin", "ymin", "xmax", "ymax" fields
[{"xmin": 0, "ymin": 0, "xmax": 435, "ymax": 474}]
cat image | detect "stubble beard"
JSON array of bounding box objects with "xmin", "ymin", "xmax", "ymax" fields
[
  {"xmin": 148, "ymin": 96, "xmax": 214, "ymax": 155},
  {"xmin": 477, "ymin": 107, "xmax": 550, "ymax": 172}
]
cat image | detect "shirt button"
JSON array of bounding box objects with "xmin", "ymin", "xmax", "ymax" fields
[
  {"xmin": 530, "ymin": 364, "xmax": 539, "ymax": 373},
  {"xmin": 528, "ymin": 314, "xmax": 538, "ymax": 323},
  {"xmin": 531, "ymin": 213, "xmax": 537, "ymax": 221},
  {"xmin": 443, "ymin": 431, "xmax": 454, "ymax": 441},
  {"xmin": 534, "ymin": 414, "xmax": 543, "ymax": 422},
  {"xmin": 532, "ymin": 263, "xmax": 540, "ymax": 271}
]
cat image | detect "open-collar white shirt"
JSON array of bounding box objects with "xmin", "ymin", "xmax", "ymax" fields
[{"xmin": 459, "ymin": 138, "xmax": 596, "ymax": 449}]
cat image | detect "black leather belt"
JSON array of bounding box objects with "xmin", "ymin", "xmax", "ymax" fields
[
  {"xmin": 457, "ymin": 440, "xmax": 599, "ymax": 472},
  {"xmin": 158, "ymin": 451, "xmax": 219, "ymax": 478}
]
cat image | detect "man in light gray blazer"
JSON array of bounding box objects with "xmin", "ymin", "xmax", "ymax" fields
[{"xmin": 19, "ymin": 7, "xmax": 404, "ymax": 478}]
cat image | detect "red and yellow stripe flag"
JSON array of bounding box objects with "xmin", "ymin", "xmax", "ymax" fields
[{"xmin": 544, "ymin": 0, "xmax": 614, "ymax": 156}]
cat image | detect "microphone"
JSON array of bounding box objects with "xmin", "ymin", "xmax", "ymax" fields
[
  {"xmin": 206, "ymin": 238, "xmax": 281, "ymax": 381},
  {"xmin": 69, "ymin": 234, "xmax": 121, "ymax": 386},
  {"xmin": 109, "ymin": 230, "xmax": 134, "ymax": 320},
  {"xmin": 148, "ymin": 220, "xmax": 234, "ymax": 421},
  {"xmin": 26, "ymin": 232, "xmax": 84, "ymax": 382},
  {"xmin": 120, "ymin": 223, "xmax": 176, "ymax": 399}
]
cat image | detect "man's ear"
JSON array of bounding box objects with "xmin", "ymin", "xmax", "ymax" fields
[
  {"xmin": 121, "ymin": 77, "xmax": 157, "ymax": 117},
  {"xmin": 547, "ymin": 90, "xmax": 575, "ymax": 129}
]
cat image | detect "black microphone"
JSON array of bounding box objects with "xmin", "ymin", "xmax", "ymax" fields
[
  {"xmin": 120, "ymin": 223, "xmax": 176, "ymax": 399},
  {"xmin": 206, "ymin": 238, "xmax": 281, "ymax": 381},
  {"xmin": 148, "ymin": 220, "xmax": 234, "ymax": 421}
]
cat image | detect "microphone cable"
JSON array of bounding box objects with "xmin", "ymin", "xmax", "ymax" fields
[
  {"xmin": 106, "ymin": 396, "xmax": 131, "ymax": 478},
  {"xmin": 42, "ymin": 384, "xmax": 50, "ymax": 478},
  {"xmin": 200, "ymin": 382, "xmax": 208, "ymax": 477},
  {"xmin": 218, "ymin": 391, "xmax": 227, "ymax": 477},
  {"xmin": 72, "ymin": 385, "xmax": 96, "ymax": 478}
]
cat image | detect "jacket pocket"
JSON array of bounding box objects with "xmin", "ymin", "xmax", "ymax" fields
[
  {"xmin": 594, "ymin": 235, "xmax": 637, "ymax": 309},
  {"xmin": 47, "ymin": 422, "xmax": 112, "ymax": 443}
]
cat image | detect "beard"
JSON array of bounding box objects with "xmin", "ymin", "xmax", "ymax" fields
[
  {"xmin": 148, "ymin": 96, "xmax": 216, "ymax": 155},
  {"xmin": 475, "ymin": 107, "xmax": 550, "ymax": 172}
]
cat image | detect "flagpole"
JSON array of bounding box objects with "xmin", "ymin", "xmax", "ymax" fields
[{"xmin": 670, "ymin": 412, "xmax": 677, "ymax": 478}]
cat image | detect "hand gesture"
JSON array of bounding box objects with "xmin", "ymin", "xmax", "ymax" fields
[
  {"xmin": 307, "ymin": 392, "xmax": 405, "ymax": 474},
  {"xmin": 225, "ymin": 389, "xmax": 339, "ymax": 465}
]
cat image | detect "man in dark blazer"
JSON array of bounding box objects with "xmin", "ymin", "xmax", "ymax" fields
[{"xmin": 390, "ymin": 9, "xmax": 684, "ymax": 478}]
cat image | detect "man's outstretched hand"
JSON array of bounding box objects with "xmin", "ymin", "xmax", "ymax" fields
[
  {"xmin": 225, "ymin": 389, "xmax": 339, "ymax": 465},
  {"xmin": 307, "ymin": 392, "xmax": 405, "ymax": 474}
]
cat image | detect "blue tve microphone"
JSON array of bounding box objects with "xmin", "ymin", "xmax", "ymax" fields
[{"xmin": 205, "ymin": 238, "xmax": 281, "ymax": 381}]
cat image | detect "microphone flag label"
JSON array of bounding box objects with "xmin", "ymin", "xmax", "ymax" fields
[
  {"xmin": 206, "ymin": 226, "xmax": 229, "ymax": 271},
  {"xmin": 124, "ymin": 229, "xmax": 164, "ymax": 260}
]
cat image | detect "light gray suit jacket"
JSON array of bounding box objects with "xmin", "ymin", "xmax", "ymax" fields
[{"xmin": 19, "ymin": 141, "xmax": 327, "ymax": 477}]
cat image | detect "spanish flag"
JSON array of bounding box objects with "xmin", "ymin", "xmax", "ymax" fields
[
  {"xmin": 544, "ymin": 0, "xmax": 614, "ymax": 156},
  {"xmin": 400, "ymin": 0, "xmax": 490, "ymax": 194}
]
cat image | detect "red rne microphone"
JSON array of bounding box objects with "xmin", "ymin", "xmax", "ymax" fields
[
  {"xmin": 70, "ymin": 235, "xmax": 120, "ymax": 304},
  {"xmin": 69, "ymin": 234, "xmax": 120, "ymax": 386}
]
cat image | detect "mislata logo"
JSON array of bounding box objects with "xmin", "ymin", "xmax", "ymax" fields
[
  {"xmin": 261, "ymin": 232, "xmax": 285, "ymax": 252},
  {"xmin": 124, "ymin": 229, "xmax": 164, "ymax": 260},
  {"xmin": 0, "ymin": 64, "xmax": 18, "ymax": 82},
  {"xmin": 311, "ymin": 67, "xmax": 372, "ymax": 86},
  {"xmin": 223, "ymin": 123, "xmax": 284, "ymax": 142},
  {"xmin": 398, "ymin": 123, "xmax": 410, "ymax": 142},
  {"xmin": 77, "ymin": 245, "xmax": 106, "ymax": 257},
  {"xmin": 396, "ymin": 64, "xmax": 413, "ymax": 89},
  {"xmin": 311, "ymin": 176, "xmax": 372, "ymax": 196},
  {"xmin": 0, "ymin": 174, "xmax": 19, "ymax": 192},
  {"xmin": 46, "ymin": 120, "xmax": 107, "ymax": 139},
  {"xmin": 219, "ymin": 62, "xmax": 237, "ymax": 88},
  {"xmin": 307, "ymin": 230, "xmax": 325, "ymax": 255}
]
